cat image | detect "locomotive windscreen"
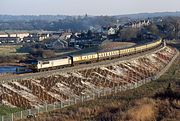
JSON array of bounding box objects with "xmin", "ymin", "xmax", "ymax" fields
[{"xmin": 25, "ymin": 60, "xmax": 38, "ymax": 64}]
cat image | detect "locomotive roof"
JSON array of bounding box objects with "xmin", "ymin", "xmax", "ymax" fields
[{"xmin": 32, "ymin": 56, "xmax": 70, "ymax": 62}]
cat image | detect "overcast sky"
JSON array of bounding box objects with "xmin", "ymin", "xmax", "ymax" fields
[{"xmin": 0, "ymin": 0, "xmax": 180, "ymax": 15}]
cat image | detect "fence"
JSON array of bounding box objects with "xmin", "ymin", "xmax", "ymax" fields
[
  {"xmin": 0, "ymin": 77, "xmax": 152, "ymax": 121},
  {"xmin": 0, "ymin": 48, "xmax": 179, "ymax": 121}
]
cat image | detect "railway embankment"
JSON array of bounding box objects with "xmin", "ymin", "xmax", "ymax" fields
[
  {"xmin": 0, "ymin": 45, "xmax": 179, "ymax": 121},
  {"xmin": 0, "ymin": 44, "xmax": 163, "ymax": 84}
]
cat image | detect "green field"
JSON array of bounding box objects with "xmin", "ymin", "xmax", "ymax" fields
[
  {"xmin": 0, "ymin": 45, "xmax": 27, "ymax": 56},
  {"xmin": 0, "ymin": 105, "xmax": 22, "ymax": 115}
]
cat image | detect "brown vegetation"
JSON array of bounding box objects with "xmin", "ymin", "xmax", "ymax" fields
[
  {"xmin": 0, "ymin": 55, "xmax": 26, "ymax": 64},
  {"xmin": 29, "ymin": 48, "xmax": 55, "ymax": 59},
  {"xmin": 100, "ymin": 42, "xmax": 135, "ymax": 51},
  {"xmin": 125, "ymin": 98, "xmax": 157, "ymax": 121},
  {"xmin": 19, "ymin": 87, "xmax": 180, "ymax": 121},
  {"xmin": 19, "ymin": 99, "xmax": 180, "ymax": 121},
  {"xmin": 18, "ymin": 52, "xmax": 180, "ymax": 121}
]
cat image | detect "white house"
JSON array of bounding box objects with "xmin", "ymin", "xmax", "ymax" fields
[
  {"xmin": 0, "ymin": 33, "xmax": 8, "ymax": 37},
  {"xmin": 108, "ymin": 27, "xmax": 116, "ymax": 35},
  {"xmin": 16, "ymin": 32, "xmax": 29, "ymax": 39}
]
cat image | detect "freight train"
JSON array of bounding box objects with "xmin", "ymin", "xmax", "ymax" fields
[{"xmin": 28, "ymin": 39, "xmax": 163, "ymax": 72}]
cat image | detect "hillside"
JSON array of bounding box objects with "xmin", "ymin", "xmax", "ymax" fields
[
  {"xmin": 17, "ymin": 43, "xmax": 180, "ymax": 121},
  {"xmin": 19, "ymin": 56, "xmax": 180, "ymax": 121},
  {"xmin": 115, "ymin": 11, "xmax": 180, "ymax": 19},
  {"xmin": 1, "ymin": 11, "xmax": 180, "ymax": 31}
]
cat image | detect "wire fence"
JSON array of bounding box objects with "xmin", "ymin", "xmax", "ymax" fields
[
  {"xmin": 0, "ymin": 77, "xmax": 152, "ymax": 121},
  {"xmin": 0, "ymin": 48, "xmax": 179, "ymax": 121}
]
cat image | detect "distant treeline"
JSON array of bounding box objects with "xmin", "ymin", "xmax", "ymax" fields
[
  {"xmin": 0, "ymin": 16, "xmax": 118, "ymax": 31},
  {"xmin": 148, "ymin": 16, "xmax": 180, "ymax": 40}
]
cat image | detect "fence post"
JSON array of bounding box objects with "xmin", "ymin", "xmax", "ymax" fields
[
  {"xmin": 114, "ymin": 87, "xmax": 117, "ymax": 94},
  {"xmin": 109, "ymin": 88, "xmax": 112, "ymax": 95},
  {"xmin": 127, "ymin": 83, "xmax": 130, "ymax": 89},
  {"xmin": 119, "ymin": 86, "xmax": 121, "ymax": 92},
  {"xmin": 60, "ymin": 101, "xmax": 63, "ymax": 108},
  {"xmin": 68, "ymin": 97, "xmax": 71, "ymax": 106},
  {"xmin": 81, "ymin": 96, "xmax": 84, "ymax": 103},
  {"xmin": 131, "ymin": 83, "xmax": 133, "ymax": 89},
  {"xmin": 53, "ymin": 102, "xmax": 56, "ymax": 110},
  {"xmin": 74, "ymin": 97, "xmax": 77, "ymax": 104},
  {"xmin": 112, "ymin": 88, "xmax": 114, "ymax": 96},
  {"xmin": 92, "ymin": 93, "xmax": 95, "ymax": 99},
  {"xmin": 20, "ymin": 111, "xmax": 23, "ymax": 119},
  {"xmin": 135, "ymin": 82, "xmax": 137, "ymax": 88},
  {"xmin": 98, "ymin": 91, "xmax": 100, "ymax": 98},
  {"xmin": 124, "ymin": 85, "xmax": 127, "ymax": 91},
  {"xmin": 28, "ymin": 109, "xmax": 31, "ymax": 115},
  {"xmin": 103, "ymin": 89, "xmax": 106, "ymax": 96},
  {"xmin": 1, "ymin": 115, "xmax": 3, "ymax": 121},
  {"xmin": 121, "ymin": 86, "xmax": 124, "ymax": 91},
  {"xmin": 45, "ymin": 103, "xmax": 48, "ymax": 112},
  {"xmin": 37, "ymin": 107, "xmax": 40, "ymax": 113},
  {"xmin": 84, "ymin": 95, "xmax": 87, "ymax": 101},
  {"xmin": 11, "ymin": 113, "xmax": 14, "ymax": 121},
  {"xmin": 125, "ymin": 84, "xmax": 128, "ymax": 90}
]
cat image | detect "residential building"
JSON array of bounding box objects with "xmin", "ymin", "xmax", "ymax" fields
[
  {"xmin": 124, "ymin": 20, "xmax": 151, "ymax": 28},
  {"xmin": 16, "ymin": 32, "xmax": 29, "ymax": 40},
  {"xmin": 0, "ymin": 37, "xmax": 20, "ymax": 44},
  {"xmin": 0, "ymin": 32, "xmax": 8, "ymax": 37},
  {"xmin": 60, "ymin": 32, "xmax": 72, "ymax": 40},
  {"xmin": 108, "ymin": 27, "xmax": 117, "ymax": 35}
]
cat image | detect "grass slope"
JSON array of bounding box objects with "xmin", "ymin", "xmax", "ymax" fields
[{"xmin": 0, "ymin": 105, "xmax": 22, "ymax": 116}]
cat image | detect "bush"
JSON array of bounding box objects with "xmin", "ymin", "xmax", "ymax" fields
[
  {"xmin": 29, "ymin": 48, "xmax": 55, "ymax": 58},
  {"xmin": 0, "ymin": 55, "xmax": 26, "ymax": 63}
]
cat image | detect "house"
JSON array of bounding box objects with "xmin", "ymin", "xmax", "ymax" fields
[
  {"xmin": 45, "ymin": 39, "xmax": 68, "ymax": 49},
  {"xmin": 0, "ymin": 32, "xmax": 8, "ymax": 37},
  {"xmin": 7, "ymin": 32, "xmax": 29, "ymax": 38},
  {"xmin": 0, "ymin": 37, "xmax": 20, "ymax": 44},
  {"xmin": 39, "ymin": 33, "xmax": 50, "ymax": 41},
  {"xmin": 108, "ymin": 27, "xmax": 117, "ymax": 35},
  {"xmin": 60, "ymin": 32, "xmax": 72, "ymax": 40},
  {"xmin": 51, "ymin": 32, "xmax": 62, "ymax": 38},
  {"xmin": 102, "ymin": 26, "xmax": 109, "ymax": 34},
  {"xmin": 8, "ymin": 33, "xmax": 17, "ymax": 37},
  {"xmin": 124, "ymin": 20, "xmax": 151, "ymax": 28},
  {"xmin": 0, "ymin": 32, "xmax": 29, "ymax": 43},
  {"xmin": 16, "ymin": 32, "xmax": 29, "ymax": 40},
  {"xmin": 23, "ymin": 36, "xmax": 39, "ymax": 43}
]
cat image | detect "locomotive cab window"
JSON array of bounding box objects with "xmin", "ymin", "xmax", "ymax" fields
[{"xmin": 42, "ymin": 61, "xmax": 50, "ymax": 64}]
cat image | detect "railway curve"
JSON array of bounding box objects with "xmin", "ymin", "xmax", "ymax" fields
[
  {"xmin": 0, "ymin": 43, "xmax": 165, "ymax": 84},
  {"xmin": 0, "ymin": 44, "xmax": 179, "ymax": 121}
]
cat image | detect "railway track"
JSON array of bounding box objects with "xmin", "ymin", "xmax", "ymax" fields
[
  {"xmin": 0, "ymin": 45, "xmax": 165, "ymax": 84},
  {"xmin": 0, "ymin": 44, "xmax": 178, "ymax": 113}
]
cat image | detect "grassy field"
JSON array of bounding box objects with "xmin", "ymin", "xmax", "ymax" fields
[
  {"xmin": 0, "ymin": 105, "xmax": 22, "ymax": 116},
  {"xmin": 0, "ymin": 45, "xmax": 27, "ymax": 56}
]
